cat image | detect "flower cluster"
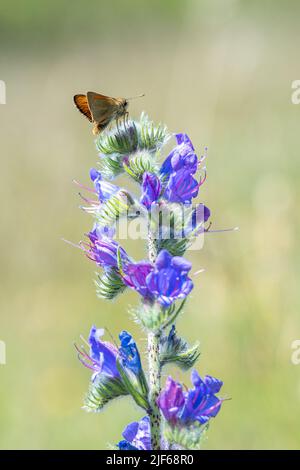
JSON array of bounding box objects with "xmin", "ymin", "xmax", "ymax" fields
[
  {"xmin": 158, "ymin": 370, "xmax": 223, "ymax": 426},
  {"xmin": 116, "ymin": 370, "xmax": 223, "ymax": 450},
  {"xmin": 76, "ymin": 326, "xmax": 143, "ymax": 381},
  {"xmin": 118, "ymin": 416, "xmax": 151, "ymax": 451},
  {"xmin": 72, "ymin": 114, "xmax": 226, "ymax": 450},
  {"xmin": 82, "ymin": 228, "xmax": 194, "ymax": 307}
]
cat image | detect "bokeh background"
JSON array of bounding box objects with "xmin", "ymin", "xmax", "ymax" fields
[{"xmin": 1, "ymin": 0, "xmax": 300, "ymax": 449}]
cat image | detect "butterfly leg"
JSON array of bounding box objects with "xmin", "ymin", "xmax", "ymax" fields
[{"xmin": 124, "ymin": 112, "xmax": 129, "ymax": 127}]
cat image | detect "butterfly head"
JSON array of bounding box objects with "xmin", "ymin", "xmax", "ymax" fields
[{"xmin": 119, "ymin": 98, "xmax": 129, "ymax": 113}]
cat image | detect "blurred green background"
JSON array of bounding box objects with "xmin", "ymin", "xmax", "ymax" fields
[{"xmin": 1, "ymin": 0, "xmax": 300, "ymax": 449}]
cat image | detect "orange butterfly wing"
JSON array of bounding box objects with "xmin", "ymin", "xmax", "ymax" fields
[
  {"xmin": 73, "ymin": 94, "xmax": 93, "ymax": 122},
  {"xmin": 87, "ymin": 92, "xmax": 123, "ymax": 133},
  {"xmin": 87, "ymin": 92, "xmax": 119, "ymax": 121}
]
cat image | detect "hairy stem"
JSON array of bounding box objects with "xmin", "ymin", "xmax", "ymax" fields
[
  {"xmin": 147, "ymin": 228, "xmax": 162, "ymax": 450},
  {"xmin": 148, "ymin": 329, "xmax": 161, "ymax": 450}
]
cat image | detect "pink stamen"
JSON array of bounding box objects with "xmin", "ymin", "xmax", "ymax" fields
[
  {"xmin": 62, "ymin": 238, "xmax": 82, "ymax": 250},
  {"xmin": 206, "ymin": 226, "xmax": 239, "ymax": 234},
  {"xmin": 78, "ymin": 192, "xmax": 99, "ymax": 205},
  {"xmin": 73, "ymin": 179, "xmax": 96, "ymax": 194},
  {"xmin": 193, "ymin": 269, "xmax": 205, "ymax": 276}
]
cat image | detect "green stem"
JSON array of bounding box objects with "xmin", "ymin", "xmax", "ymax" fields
[
  {"xmin": 147, "ymin": 228, "xmax": 162, "ymax": 450},
  {"xmin": 148, "ymin": 330, "xmax": 162, "ymax": 450}
]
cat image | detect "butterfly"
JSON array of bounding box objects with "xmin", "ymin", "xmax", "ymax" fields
[{"xmin": 73, "ymin": 91, "xmax": 144, "ymax": 134}]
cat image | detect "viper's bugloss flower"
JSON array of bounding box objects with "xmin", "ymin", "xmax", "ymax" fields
[
  {"xmin": 118, "ymin": 416, "xmax": 151, "ymax": 450},
  {"xmin": 159, "ymin": 133, "xmax": 206, "ymax": 204},
  {"xmin": 76, "ymin": 326, "xmax": 120, "ymax": 381},
  {"xmin": 183, "ymin": 203, "xmax": 211, "ymax": 237},
  {"xmin": 146, "ymin": 249, "xmax": 193, "ymax": 307},
  {"xmin": 84, "ymin": 230, "xmax": 129, "ymax": 268},
  {"xmin": 89, "ymin": 223, "xmax": 116, "ymax": 240},
  {"xmin": 140, "ymin": 172, "xmax": 162, "ymax": 209},
  {"xmin": 158, "ymin": 370, "xmax": 223, "ymax": 426},
  {"xmin": 77, "ymin": 326, "xmax": 144, "ymax": 381},
  {"xmin": 180, "ymin": 370, "xmax": 223, "ymax": 424},
  {"xmin": 90, "ymin": 168, "xmax": 119, "ymax": 202},
  {"xmin": 119, "ymin": 330, "xmax": 142, "ymax": 375},
  {"xmin": 122, "ymin": 261, "xmax": 153, "ymax": 298},
  {"xmin": 160, "ymin": 133, "xmax": 197, "ymax": 180},
  {"xmin": 164, "ymin": 169, "xmax": 199, "ymax": 204},
  {"xmin": 123, "ymin": 250, "xmax": 193, "ymax": 307},
  {"xmin": 192, "ymin": 203, "xmax": 210, "ymax": 225},
  {"xmin": 156, "ymin": 376, "xmax": 185, "ymax": 425}
]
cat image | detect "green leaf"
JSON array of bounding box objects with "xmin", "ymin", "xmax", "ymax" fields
[
  {"xmin": 158, "ymin": 237, "xmax": 189, "ymax": 256},
  {"xmin": 160, "ymin": 326, "xmax": 200, "ymax": 370},
  {"xmin": 133, "ymin": 302, "xmax": 176, "ymax": 331},
  {"xmin": 95, "ymin": 189, "xmax": 136, "ymax": 227},
  {"xmin": 138, "ymin": 112, "xmax": 169, "ymax": 152},
  {"xmin": 124, "ymin": 150, "xmax": 159, "ymax": 182},
  {"xmin": 96, "ymin": 114, "xmax": 169, "ymax": 157},
  {"xmin": 83, "ymin": 375, "xmax": 128, "ymax": 413},
  {"xmin": 164, "ymin": 422, "xmax": 209, "ymax": 450},
  {"xmin": 98, "ymin": 154, "xmax": 124, "ymax": 180},
  {"xmin": 96, "ymin": 120, "xmax": 139, "ymax": 156},
  {"xmin": 95, "ymin": 269, "xmax": 126, "ymax": 300},
  {"xmin": 116, "ymin": 359, "xmax": 149, "ymax": 411}
]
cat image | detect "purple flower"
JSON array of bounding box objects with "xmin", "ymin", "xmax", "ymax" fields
[
  {"xmin": 77, "ymin": 327, "xmax": 143, "ymax": 382},
  {"xmin": 180, "ymin": 370, "xmax": 223, "ymax": 424},
  {"xmin": 164, "ymin": 169, "xmax": 199, "ymax": 204},
  {"xmin": 158, "ymin": 370, "xmax": 223, "ymax": 427},
  {"xmin": 183, "ymin": 203, "xmax": 211, "ymax": 237},
  {"xmin": 89, "ymin": 223, "xmax": 116, "ymax": 240},
  {"xmin": 159, "ymin": 133, "xmax": 207, "ymax": 204},
  {"xmin": 84, "ymin": 230, "xmax": 129, "ymax": 269},
  {"xmin": 118, "ymin": 416, "xmax": 151, "ymax": 450},
  {"xmin": 140, "ymin": 172, "xmax": 161, "ymax": 209},
  {"xmin": 122, "ymin": 250, "xmax": 193, "ymax": 306},
  {"xmin": 119, "ymin": 330, "xmax": 142, "ymax": 375},
  {"xmin": 160, "ymin": 134, "xmax": 197, "ymax": 180},
  {"xmin": 122, "ymin": 261, "xmax": 153, "ymax": 298},
  {"xmin": 157, "ymin": 376, "xmax": 185, "ymax": 426},
  {"xmin": 146, "ymin": 249, "xmax": 193, "ymax": 307},
  {"xmin": 192, "ymin": 204, "xmax": 210, "ymax": 224},
  {"xmin": 76, "ymin": 326, "xmax": 120, "ymax": 381},
  {"xmin": 90, "ymin": 168, "xmax": 119, "ymax": 202}
]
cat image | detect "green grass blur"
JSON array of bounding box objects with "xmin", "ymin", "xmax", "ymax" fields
[{"xmin": 0, "ymin": 0, "xmax": 300, "ymax": 449}]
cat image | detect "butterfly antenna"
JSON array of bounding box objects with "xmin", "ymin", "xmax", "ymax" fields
[{"xmin": 126, "ymin": 93, "xmax": 145, "ymax": 100}]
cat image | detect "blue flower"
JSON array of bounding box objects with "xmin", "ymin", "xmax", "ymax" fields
[
  {"xmin": 159, "ymin": 134, "xmax": 207, "ymax": 204},
  {"xmin": 160, "ymin": 133, "xmax": 197, "ymax": 180},
  {"xmin": 119, "ymin": 331, "xmax": 142, "ymax": 375},
  {"xmin": 77, "ymin": 327, "xmax": 144, "ymax": 383},
  {"xmin": 84, "ymin": 230, "xmax": 129, "ymax": 269},
  {"xmin": 158, "ymin": 370, "xmax": 223, "ymax": 427},
  {"xmin": 117, "ymin": 416, "xmax": 151, "ymax": 450},
  {"xmin": 164, "ymin": 169, "xmax": 199, "ymax": 204},
  {"xmin": 183, "ymin": 203, "xmax": 211, "ymax": 237},
  {"xmin": 90, "ymin": 168, "xmax": 119, "ymax": 202},
  {"xmin": 122, "ymin": 250, "xmax": 193, "ymax": 307},
  {"xmin": 192, "ymin": 203, "xmax": 210, "ymax": 225},
  {"xmin": 117, "ymin": 441, "xmax": 139, "ymax": 450},
  {"xmin": 146, "ymin": 249, "xmax": 193, "ymax": 307},
  {"xmin": 180, "ymin": 370, "xmax": 223, "ymax": 424},
  {"xmin": 122, "ymin": 261, "xmax": 154, "ymax": 298},
  {"xmin": 140, "ymin": 172, "xmax": 161, "ymax": 209},
  {"xmin": 156, "ymin": 376, "xmax": 185, "ymax": 426},
  {"xmin": 76, "ymin": 326, "xmax": 120, "ymax": 381},
  {"xmin": 89, "ymin": 223, "xmax": 116, "ymax": 240}
]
